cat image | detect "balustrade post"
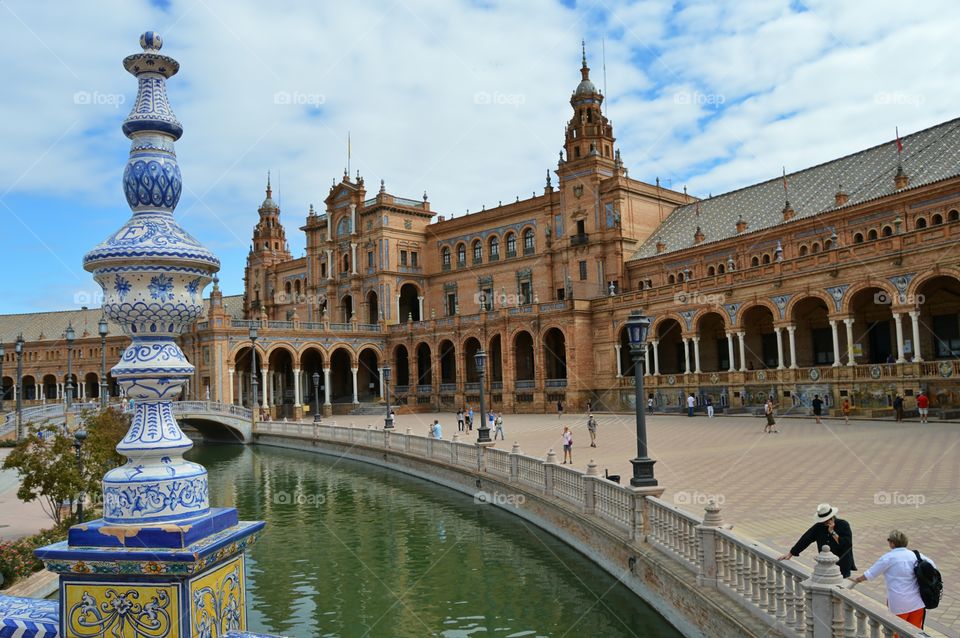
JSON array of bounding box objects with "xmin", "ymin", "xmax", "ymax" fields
[
  {"xmin": 477, "ymin": 444, "xmax": 486, "ymax": 474},
  {"xmin": 509, "ymin": 441, "xmax": 521, "ymax": 483},
  {"xmin": 583, "ymin": 460, "xmax": 598, "ymax": 515},
  {"xmin": 801, "ymin": 545, "xmax": 844, "ymax": 638},
  {"xmin": 696, "ymin": 500, "xmax": 722, "ymax": 587},
  {"xmin": 404, "ymin": 428, "xmax": 412, "ymax": 453},
  {"xmin": 543, "ymin": 448, "xmax": 557, "ymax": 496}
]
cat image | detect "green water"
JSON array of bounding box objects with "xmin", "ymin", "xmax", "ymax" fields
[{"xmin": 188, "ymin": 444, "xmax": 682, "ymax": 638}]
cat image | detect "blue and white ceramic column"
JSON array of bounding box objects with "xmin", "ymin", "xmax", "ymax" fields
[{"xmin": 36, "ymin": 32, "xmax": 264, "ymax": 638}]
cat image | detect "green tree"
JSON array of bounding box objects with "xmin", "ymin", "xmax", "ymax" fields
[{"xmin": 2, "ymin": 408, "xmax": 129, "ymax": 525}]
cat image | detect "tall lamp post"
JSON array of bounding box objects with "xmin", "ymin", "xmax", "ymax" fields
[
  {"xmin": 98, "ymin": 317, "xmax": 109, "ymax": 409},
  {"xmin": 65, "ymin": 323, "xmax": 75, "ymax": 412},
  {"xmin": 73, "ymin": 428, "xmax": 87, "ymax": 523},
  {"xmin": 0, "ymin": 341, "xmax": 5, "ymax": 414},
  {"xmin": 312, "ymin": 371, "xmax": 322, "ymax": 423},
  {"xmin": 15, "ymin": 334, "xmax": 24, "ymax": 441},
  {"xmin": 626, "ymin": 311, "xmax": 657, "ymax": 487},
  {"xmin": 249, "ymin": 326, "xmax": 259, "ymax": 423},
  {"xmin": 475, "ymin": 350, "xmax": 491, "ymax": 444},
  {"xmin": 382, "ymin": 364, "xmax": 394, "ymax": 430}
]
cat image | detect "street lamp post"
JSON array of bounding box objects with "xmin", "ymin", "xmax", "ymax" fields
[
  {"xmin": 382, "ymin": 364, "xmax": 394, "ymax": 430},
  {"xmin": 249, "ymin": 326, "xmax": 259, "ymax": 424},
  {"xmin": 312, "ymin": 371, "xmax": 322, "ymax": 423},
  {"xmin": 98, "ymin": 318, "xmax": 109, "ymax": 410},
  {"xmin": 73, "ymin": 429, "xmax": 87, "ymax": 523},
  {"xmin": 65, "ymin": 323, "xmax": 75, "ymax": 412},
  {"xmin": 0, "ymin": 341, "xmax": 5, "ymax": 413},
  {"xmin": 626, "ymin": 311, "xmax": 657, "ymax": 487},
  {"xmin": 474, "ymin": 350, "xmax": 491, "ymax": 444},
  {"xmin": 15, "ymin": 335, "xmax": 24, "ymax": 441}
]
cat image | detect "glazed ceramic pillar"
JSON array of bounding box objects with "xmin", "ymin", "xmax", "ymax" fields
[
  {"xmin": 737, "ymin": 331, "xmax": 747, "ymax": 372},
  {"xmin": 787, "ymin": 325, "xmax": 798, "ymax": 369},
  {"xmin": 323, "ymin": 367, "xmax": 332, "ymax": 406},
  {"xmin": 893, "ymin": 313, "xmax": 906, "ymax": 363},
  {"xmin": 682, "ymin": 338, "xmax": 691, "ymax": 374},
  {"xmin": 351, "ymin": 367, "xmax": 359, "ymax": 404},
  {"xmin": 774, "ymin": 327, "xmax": 785, "ymax": 369},
  {"xmin": 829, "ymin": 320, "xmax": 841, "ymax": 366},
  {"xmin": 614, "ymin": 344, "xmax": 622, "ymax": 377},
  {"xmin": 651, "ymin": 340, "xmax": 660, "ymax": 375},
  {"xmin": 36, "ymin": 32, "xmax": 263, "ymax": 638},
  {"xmin": 910, "ymin": 310, "xmax": 923, "ymax": 361},
  {"xmin": 260, "ymin": 366, "xmax": 270, "ymax": 408},
  {"xmin": 292, "ymin": 367, "xmax": 302, "ymax": 407},
  {"xmin": 726, "ymin": 332, "xmax": 736, "ymax": 372},
  {"xmin": 844, "ymin": 318, "xmax": 855, "ymax": 366}
]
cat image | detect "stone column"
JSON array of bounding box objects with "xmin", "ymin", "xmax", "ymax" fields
[
  {"xmin": 726, "ymin": 332, "xmax": 736, "ymax": 372},
  {"xmin": 350, "ymin": 203, "xmax": 357, "ymax": 235},
  {"xmin": 893, "ymin": 313, "xmax": 906, "ymax": 363},
  {"xmin": 614, "ymin": 344, "xmax": 622, "ymax": 377},
  {"xmin": 652, "ymin": 340, "xmax": 660, "ymax": 375},
  {"xmin": 351, "ymin": 367, "xmax": 359, "ymax": 404},
  {"xmin": 909, "ymin": 310, "xmax": 923, "ymax": 362},
  {"xmin": 350, "ymin": 243, "xmax": 358, "ymax": 275},
  {"xmin": 829, "ymin": 320, "xmax": 841, "ymax": 367},
  {"xmin": 801, "ymin": 546, "xmax": 845, "ymax": 638},
  {"xmin": 323, "ymin": 367, "xmax": 332, "ymax": 406},
  {"xmin": 644, "ymin": 343, "xmax": 651, "ymax": 376},
  {"xmin": 417, "ymin": 296, "xmax": 424, "ymax": 320},
  {"xmin": 787, "ymin": 324, "xmax": 798, "ymax": 369},
  {"xmin": 378, "ymin": 367, "xmax": 385, "ymax": 399},
  {"xmin": 774, "ymin": 327, "xmax": 785, "ymax": 369},
  {"xmin": 682, "ymin": 338, "xmax": 691, "ymax": 374},
  {"xmin": 292, "ymin": 367, "xmax": 302, "ymax": 407},
  {"xmin": 395, "ymin": 294, "xmax": 401, "ymax": 323},
  {"xmin": 326, "ymin": 213, "xmax": 332, "ymax": 241},
  {"xmin": 844, "ymin": 318, "xmax": 855, "ymax": 366},
  {"xmin": 692, "ymin": 337, "xmax": 701, "ymax": 373},
  {"xmin": 325, "ymin": 248, "xmax": 333, "ymax": 277},
  {"xmin": 260, "ymin": 366, "xmax": 270, "ymax": 408},
  {"xmin": 737, "ymin": 331, "xmax": 747, "ymax": 372},
  {"xmin": 227, "ymin": 367, "xmax": 234, "ymax": 404}
]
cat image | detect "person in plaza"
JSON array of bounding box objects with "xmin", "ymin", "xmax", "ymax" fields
[
  {"xmin": 467, "ymin": 406, "xmax": 474, "ymax": 431},
  {"xmin": 488, "ymin": 410, "xmax": 495, "ymax": 429},
  {"xmin": 586, "ymin": 399, "xmax": 592, "ymax": 413},
  {"xmin": 850, "ymin": 529, "xmax": 936, "ymax": 630},
  {"xmin": 812, "ymin": 394, "xmax": 823, "ymax": 425},
  {"xmin": 457, "ymin": 408, "xmax": 465, "ymax": 432},
  {"xmin": 647, "ymin": 396, "xmax": 654, "ymax": 413},
  {"xmin": 557, "ymin": 399, "xmax": 564, "ymax": 419},
  {"xmin": 493, "ymin": 412, "xmax": 505, "ymax": 440},
  {"xmin": 431, "ymin": 419, "xmax": 442, "ymax": 439},
  {"xmin": 586, "ymin": 414, "xmax": 597, "ymax": 447},
  {"xmin": 561, "ymin": 425, "xmax": 573, "ymax": 464},
  {"xmin": 706, "ymin": 397, "xmax": 714, "ymax": 418},
  {"xmin": 893, "ymin": 394, "xmax": 904, "ymax": 422},
  {"xmin": 686, "ymin": 393, "xmax": 695, "ymax": 417},
  {"xmin": 764, "ymin": 397, "xmax": 778, "ymax": 433},
  {"xmin": 778, "ymin": 503, "xmax": 856, "ymax": 578},
  {"xmin": 917, "ymin": 390, "xmax": 929, "ymax": 424},
  {"xmin": 841, "ymin": 397, "xmax": 851, "ymax": 425}
]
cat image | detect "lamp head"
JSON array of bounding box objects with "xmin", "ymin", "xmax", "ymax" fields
[
  {"xmin": 15, "ymin": 334, "xmax": 24, "ymax": 354},
  {"xmin": 249, "ymin": 326, "xmax": 258, "ymax": 341},
  {"xmin": 626, "ymin": 311, "xmax": 651, "ymax": 347},
  {"xmin": 98, "ymin": 317, "xmax": 109, "ymax": 337},
  {"xmin": 382, "ymin": 364, "xmax": 392, "ymax": 381},
  {"xmin": 65, "ymin": 323, "xmax": 75, "ymax": 344},
  {"xmin": 474, "ymin": 349, "xmax": 487, "ymax": 373},
  {"xmin": 312, "ymin": 371, "xmax": 320, "ymax": 385}
]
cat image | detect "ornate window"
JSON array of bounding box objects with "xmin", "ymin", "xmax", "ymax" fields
[
  {"xmin": 489, "ymin": 235, "xmax": 500, "ymax": 260},
  {"xmin": 523, "ymin": 229, "xmax": 535, "ymax": 254},
  {"xmin": 751, "ymin": 256, "xmax": 760, "ymax": 267},
  {"xmin": 707, "ymin": 266, "xmax": 715, "ymax": 276},
  {"xmin": 718, "ymin": 264, "xmax": 725, "ymax": 274},
  {"xmin": 950, "ymin": 209, "xmax": 960, "ymax": 222},
  {"xmin": 456, "ymin": 243, "xmax": 467, "ymax": 267},
  {"xmin": 505, "ymin": 233, "xmax": 517, "ymax": 257},
  {"xmin": 668, "ymin": 274, "xmax": 676, "ymax": 284},
  {"xmin": 915, "ymin": 217, "xmax": 927, "ymax": 229},
  {"xmin": 799, "ymin": 245, "xmax": 808, "ymax": 256},
  {"xmin": 441, "ymin": 247, "xmax": 451, "ymax": 270},
  {"xmin": 762, "ymin": 254, "xmax": 771, "ymax": 265},
  {"xmin": 811, "ymin": 243, "xmax": 820, "ymax": 253},
  {"xmin": 472, "ymin": 240, "xmax": 482, "ymax": 263},
  {"xmin": 853, "ymin": 232, "xmax": 864, "ymax": 243},
  {"xmin": 882, "ymin": 226, "xmax": 893, "ymax": 237},
  {"xmin": 868, "ymin": 229, "xmax": 878, "ymax": 241},
  {"xmin": 932, "ymin": 213, "xmax": 944, "ymax": 225}
]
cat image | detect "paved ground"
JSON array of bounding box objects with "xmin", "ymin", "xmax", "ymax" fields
[
  {"xmin": 364, "ymin": 409, "xmax": 960, "ymax": 637},
  {"xmin": 0, "ymin": 448, "xmax": 53, "ymax": 541}
]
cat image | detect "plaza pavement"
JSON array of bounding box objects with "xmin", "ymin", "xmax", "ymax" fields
[{"xmin": 380, "ymin": 409, "xmax": 960, "ymax": 637}]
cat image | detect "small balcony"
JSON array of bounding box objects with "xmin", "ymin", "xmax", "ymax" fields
[{"xmin": 571, "ymin": 233, "xmax": 589, "ymax": 246}]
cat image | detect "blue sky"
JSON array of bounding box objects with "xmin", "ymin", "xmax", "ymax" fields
[{"xmin": 1, "ymin": 0, "xmax": 959, "ymax": 314}]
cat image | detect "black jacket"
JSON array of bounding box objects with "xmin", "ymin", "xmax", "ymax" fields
[{"xmin": 790, "ymin": 518, "xmax": 856, "ymax": 576}]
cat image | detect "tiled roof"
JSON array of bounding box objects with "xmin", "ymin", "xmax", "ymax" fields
[
  {"xmin": 631, "ymin": 116, "xmax": 960, "ymax": 260},
  {"xmin": 0, "ymin": 295, "xmax": 244, "ymax": 343}
]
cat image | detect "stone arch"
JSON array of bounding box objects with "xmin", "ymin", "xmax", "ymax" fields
[
  {"xmin": 735, "ymin": 300, "xmax": 780, "ymax": 326},
  {"xmin": 542, "ymin": 327, "xmax": 567, "ymax": 380},
  {"xmin": 438, "ymin": 339, "xmax": 457, "ymax": 383},
  {"xmin": 265, "ymin": 342, "xmax": 297, "ymax": 358},
  {"xmin": 488, "ymin": 333, "xmax": 503, "ymax": 384},
  {"xmin": 266, "ymin": 345, "xmax": 297, "ymax": 417},
  {"xmin": 650, "ymin": 312, "xmax": 688, "ymax": 336},
  {"xmin": 84, "ymin": 372, "xmax": 99, "ymax": 400},
  {"xmin": 513, "ymin": 330, "xmax": 535, "ymax": 382},
  {"xmin": 839, "ymin": 281, "xmax": 898, "ymax": 315},
  {"xmin": 228, "ymin": 342, "xmax": 266, "ymax": 366},
  {"xmin": 393, "ymin": 344, "xmax": 410, "ymax": 387},
  {"xmin": 340, "ymin": 294, "xmax": 354, "ymax": 323},
  {"xmin": 695, "ymin": 311, "xmax": 729, "ymax": 372},
  {"xmin": 357, "ymin": 347, "xmax": 381, "ymax": 400},
  {"xmin": 398, "ymin": 282, "xmax": 422, "ymax": 322},
  {"xmin": 299, "ymin": 345, "xmax": 326, "ymax": 411},
  {"xmin": 783, "ymin": 291, "xmax": 834, "ymax": 319},
  {"xmin": 653, "ymin": 317, "xmax": 684, "ymax": 374},
  {"xmin": 328, "ymin": 347, "xmax": 355, "ymax": 403},
  {"xmin": 790, "ymin": 296, "xmax": 834, "ymax": 367},
  {"xmin": 365, "ymin": 289, "xmax": 379, "ymax": 324},
  {"xmin": 463, "ymin": 336, "xmax": 482, "ymax": 383},
  {"xmin": 415, "ymin": 342, "xmax": 433, "ymax": 387},
  {"xmin": 914, "ymin": 273, "xmax": 960, "ymax": 362},
  {"xmin": 740, "ymin": 304, "xmax": 777, "ymax": 369},
  {"xmin": 907, "ymin": 268, "xmax": 960, "ymax": 299}
]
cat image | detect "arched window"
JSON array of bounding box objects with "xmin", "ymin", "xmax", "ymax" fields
[
  {"xmin": 285, "ymin": 281, "xmax": 292, "ymax": 294},
  {"xmin": 751, "ymin": 256, "xmax": 760, "ymax": 267},
  {"xmin": 489, "ymin": 235, "xmax": 500, "ymax": 259},
  {"xmin": 950, "ymin": 209, "xmax": 959, "ymax": 222},
  {"xmin": 762, "ymin": 254, "xmax": 771, "ymax": 265},
  {"xmin": 799, "ymin": 245, "xmax": 808, "ymax": 257},
  {"xmin": 336, "ymin": 216, "xmax": 351, "ymax": 236},
  {"xmin": 717, "ymin": 263, "xmax": 725, "ymax": 274},
  {"xmin": 915, "ymin": 217, "xmax": 927, "ymax": 229},
  {"xmin": 523, "ymin": 228, "xmax": 535, "ymax": 254},
  {"xmin": 677, "ymin": 272, "xmax": 685, "ymax": 283},
  {"xmin": 456, "ymin": 243, "xmax": 466, "ymax": 266},
  {"xmin": 853, "ymin": 232, "xmax": 864, "ymax": 244},
  {"xmin": 933, "ymin": 213, "xmax": 944, "ymax": 225},
  {"xmin": 342, "ymin": 254, "xmax": 350, "ymax": 272},
  {"xmin": 882, "ymin": 226, "xmax": 893, "ymax": 237},
  {"xmin": 505, "ymin": 233, "xmax": 517, "ymax": 256},
  {"xmin": 667, "ymin": 274, "xmax": 676, "ymax": 284},
  {"xmin": 824, "ymin": 239, "xmax": 833, "ymax": 250},
  {"xmin": 294, "ymin": 280, "xmax": 301, "ymax": 295},
  {"xmin": 811, "ymin": 242, "xmax": 821, "ymax": 254},
  {"xmin": 868, "ymin": 229, "xmax": 878, "ymax": 241},
  {"xmin": 441, "ymin": 247, "xmax": 451, "ymax": 268},
  {"xmin": 472, "ymin": 240, "xmax": 482, "ymax": 263},
  {"xmin": 707, "ymin": 266, "xmax": 715, "ymax": 276}
]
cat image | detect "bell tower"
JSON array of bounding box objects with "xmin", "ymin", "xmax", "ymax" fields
[
  {"xmin": 563, "ymin": 42, "xmax": 616, "ymax": 166},
  {"xmin": 245, "ymin": 173, "xmax": 291, "ymax": 316}
]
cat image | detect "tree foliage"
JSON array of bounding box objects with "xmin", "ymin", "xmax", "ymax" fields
[{"xmin": 2, "ymin": 408, "xmax": 129, "ymax": 525}]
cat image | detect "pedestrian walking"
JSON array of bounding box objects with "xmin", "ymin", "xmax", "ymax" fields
[
  {"xmin": 764, "ymin": 398, "xmax": 778, "ymax": 433},
  {"xmin": 778, "ymin": 503, "xmax": 857, "ymax": 578},
  {"xmin": 586, "ymin": 414, "xmax": 597, "ymax": 447},
  {"xmin": 431, "ymin": 419, "xmax": 443, "ymax": 440},
  {"xmin": 488, "ymin": 410, "xmax": 495, "ymax": 430},
  {"xmin": 842, "ymin": 398, "xmax": 851, "ymax": 425},
  {"xmin": 706, "ymin": 397, "xmax": 714, "ymax": 418},
  {"xmin": 493, "ymin": 413, "xmax": 505, "ymax": 440},
  {"xmin": 812, "ymin": 394, "xmax": 823, "ymax": 425},
  {"xmin": 850, "ymin": 530, "xmax": 938, "ymax": 630},
  {"xmin": 686, "ymin": 393, "xmax": 695, "ymax": 417},
  {"xmin": 586, "ymin": 399, "xmax": 592, "ymax": 413},
  {"xmin": 893, "ymin": 394, "xmax": 904, "ymax": 422},
  {"xmin": 917, "ymin": 391, "xmax": 929, "ymax": 423},
  {"xmin": 647, "ymin": 396, "xmax": 654, "ymax": 413},
  {"xmin": 467, "ymin": 407, "xmax": 474, "ymax": 431},
  {"xmin": 457, "ymin": 408, "xmax": 465, "ymax": 432},
  {"xmin": 557, "ymin": 399, "xmax": 564, "ymax": 420},
  {"xmin": 561, "ymin": 425, "xmax": 573, "ymax": 464}
]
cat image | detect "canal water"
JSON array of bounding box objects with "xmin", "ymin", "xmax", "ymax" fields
[{"xmin": 189, "ymin": 443, "xmax": 682, "ymax": 638}]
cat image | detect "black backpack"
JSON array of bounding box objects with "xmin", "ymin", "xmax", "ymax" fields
[{"xmin": 914, "ymin": 550, "xmax": 943, "ymax": 609}]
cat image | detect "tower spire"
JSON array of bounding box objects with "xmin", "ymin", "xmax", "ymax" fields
[
  {"xmin": 266, "ymin": 170, "xmax": 272, "ymax": 198},
  {"xmin": 581, "ymin": 39, "xmax": 590, "ymax": 80}
]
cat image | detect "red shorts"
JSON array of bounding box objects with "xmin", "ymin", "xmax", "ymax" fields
[{"xmin": 896, "ymin": 607, "xmax": 925, "ymax": 629}]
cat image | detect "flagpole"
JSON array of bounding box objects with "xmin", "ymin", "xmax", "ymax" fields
[{"xmin": 348, "ymin": 131, "xmax": 351, "ymax": 176}]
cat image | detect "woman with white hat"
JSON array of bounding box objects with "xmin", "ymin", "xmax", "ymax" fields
[{"xmin": 777, "ymin": 503, "xmax": 857, "ymax": 577}]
